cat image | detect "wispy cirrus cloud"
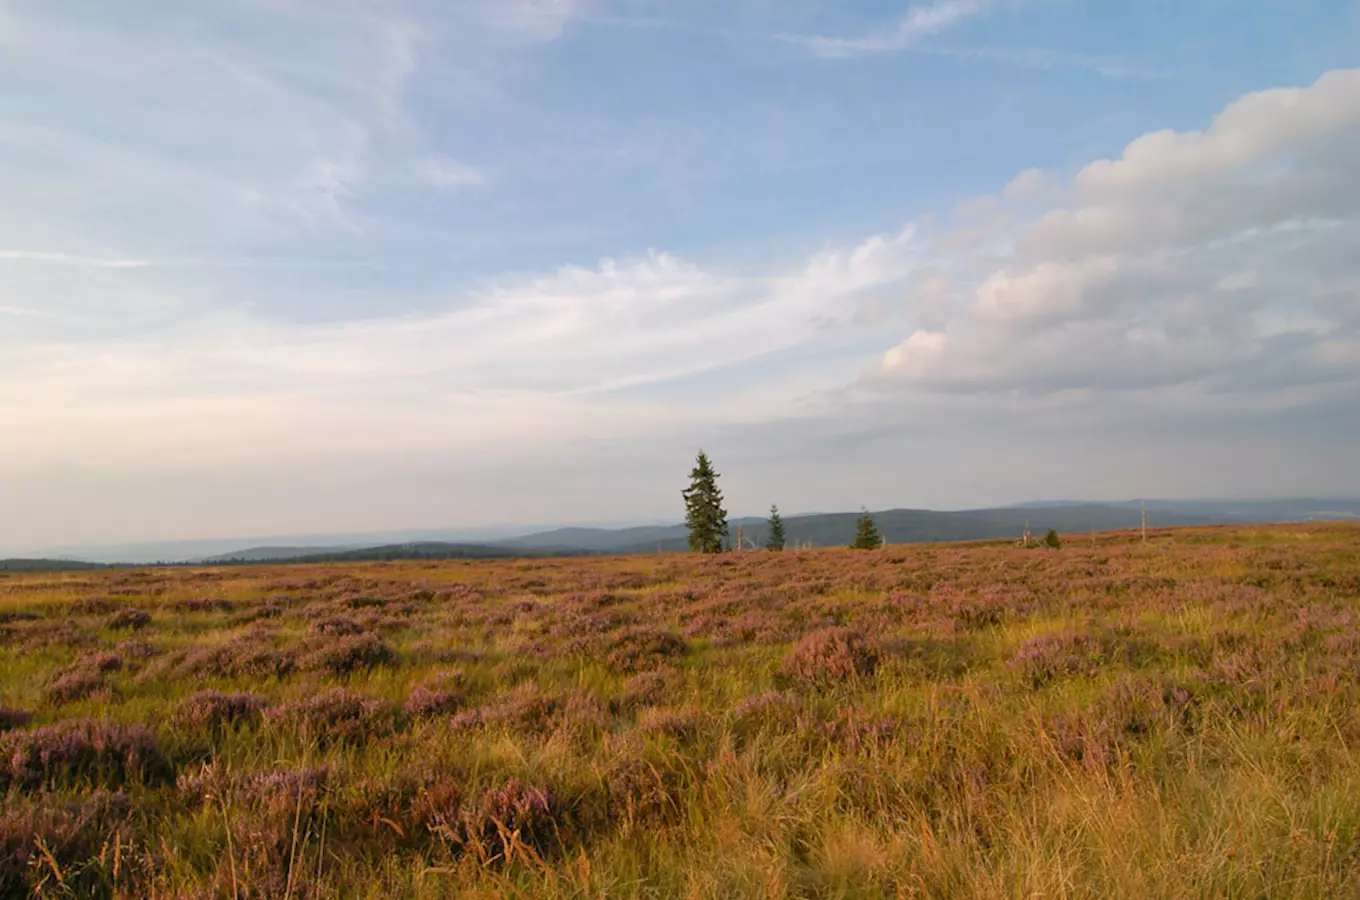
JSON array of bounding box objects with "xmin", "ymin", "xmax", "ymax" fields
[
  {"xmin": 777, "ymin": 0, "xmax": 991, "ymax": 60},
  {"xmin": 418, "ymin": 156, "xmax": 491, "ymax": 190},
  {"xmin": 0, "ymin": 250, "xmax": 150, "ymax": 269}
]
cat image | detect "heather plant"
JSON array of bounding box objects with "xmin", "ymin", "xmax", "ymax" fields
[
  {"xmin": 168, "ymin": 633, "xmax": 298, "ymax": 680},
  {"xmin": 781, "ymin": 626, "xmax": 878, "ymax": 685},
  {"xmin": 264, "ymin": 689, "xmax": 394, "ymax": 745},
  {"xmin": 44, "ymin": 650, "xmax": 123, "ymax": 704},
  {"xmin": 310, "ymin": 614, "xmax": 366, "ymax": 636},
  {"xmin": 0, "ymin": 719, "xmax": 173, "ymax": 790},
  {"xmin": 105, "ymin": 607, "xmax": 152, "ymax": 630},
  {"xmin": 300, "ymin": 632, "xmax": 397, "ymax": 675},
  {"xmin": 1010, "ymin": 630, "xmax": 1105, "ymax": 686},
  {"xmin": 604, "ymin": 627, "xmax": 688, "ymax": 673},
  {"xmin": 165, "ymin": 596, "xmax": 234, "ymax": 614},
  {"xmin": 403, "ymin": 671, "xmax": 466, "ymax": 719},
  {"xmin": 460, "ymin": 780, "xmax": 558, "ymax": 858},
  {"xmin": 176, "ymin": 690, "xmax": 268, "ymax": 732}
]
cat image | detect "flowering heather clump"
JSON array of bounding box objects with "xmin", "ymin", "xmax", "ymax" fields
[
  {"xmin": 404, "ymin": 671, "xmax": 466, "ymax": 719},
  {"xmin": 265, "ymin": 689, "xmax": 393, "ymax": 745},
  {"xmin": 176, "ymin": 690, "xmax": 268, "ymax": 732},
  {"xmin": 43, "ymin": 667, "xmax": 108, "ymax": 705},
  {"xmin": 233, "ymin": 598, "xmax": 287, "ymax": 624},
  {"xmin": 553, "ymin": 691, "xmax": 612, "ymax": 745},
  {"xmin": 68, "ymin": 596, "xmax": 118, "ymax": 616},
  {"xmin": 604, "ymin": 627, "xmax": 688, "ymax": 673},
  {"xmin": 618, "ymin": 670, "xmax": 676, "ymax": 709},
  {"xmin": 44, "ymin": 650, "xmax": 123, "ymax": 704},
  {"xmin": 0, "ymin": 719, "xmax": 173, "ymax": 790},
  {"xmin": 461, "ymin": 780, "xmax": 558, "ymax": 855},
  {"xmin": 166, "ymin": 597, "xmax": 234, "ymax": 614},
  {"xmin": 553, "ymin": 605, "xmax": 638, "ymax": 651},
  {"xmin": 684, "ymin": 608, "xmax": 795, "ymax": 646},
  {"xmin": 478, "ymin": 683, "xmax": 563, "ymax": 734},
  {"xmin": 782, "ymin": 627, "xmax": 878, "ymax": 686},
  {"xmin": 1011, "ymin": 632, "xmax": 1104, "ymax": 687},
  {"xmin": 243, "ymin": 764, "xmax": 332, "ymax": 806},
  {"xmin": 220, "ymin": 765, "xmax": 333, "ymax": 897},
  {"xmin": 106, "ymin": 607, "xmax": 152, "ymax": 630},
  {"xmin": 301, "ymin": 633, "xmax": 397, "ymax": 675},
  {"xmin": 177, "ymin": 636, "xmax": 298, "ymax": 680},
  {"xmin": 311, "ymin": 614, "xmax": 366, "ymax": 636},
  {"xmin": 116, "ymin": 637, "xmax": 159, "ymax": 659}
]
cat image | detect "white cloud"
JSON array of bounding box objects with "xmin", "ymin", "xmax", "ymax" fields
[
  {"xmin": 1003, "ymin": 167, "xmax": 1047, "ymax": 203},
  {"xmin": 1074, "ymin": 69, "xmax": 1360, "ymax": 200},
  {"xmin": 0, "ymin": 226, "xmax": 920, "ymax": 472},
  {"xmin": 869, "ymin": 68, "xmax": 1360, "ymax": 401}
]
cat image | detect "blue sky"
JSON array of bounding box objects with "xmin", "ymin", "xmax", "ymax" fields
[{"xmin": 2, "ymin": 0, "xmax": 1359, "ymax": 552}]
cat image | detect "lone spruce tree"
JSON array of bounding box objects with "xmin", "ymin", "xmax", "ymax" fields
[
  {"xmin": 851, "ymin": 509, "xmax": 882, "ymax": 550},
  {"xmin": 682, "ymin": 451, "xmax": 729, "ymax": 554},
  {"xmin": 765, "ymin": 504, "xmax": 786, "ymax": 551}
]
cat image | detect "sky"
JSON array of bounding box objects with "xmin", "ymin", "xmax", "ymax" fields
[{"xmin": 2, "ymin": 0, "xmax": 1359, "ymax": 553}]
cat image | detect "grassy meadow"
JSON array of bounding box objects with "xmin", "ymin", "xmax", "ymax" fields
[{"xmin": 2, "ymin": 523, "xmax": 1360, "ymax": 898}]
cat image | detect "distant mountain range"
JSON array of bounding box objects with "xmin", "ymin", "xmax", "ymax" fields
[
  {"xmin": 6, "ymin": 499, "xmax": 1355, "ymax": 570},
  {"xmin": 161, "ymin": 498, "xmax": 1360, "ymax": 565}
]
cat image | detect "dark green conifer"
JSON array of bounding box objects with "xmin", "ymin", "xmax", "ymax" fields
[
  {"xmin": 851, "ymin": 509, "xmax": 882, "ymax": 550},
  {"xmin": 766, "ymin": 504, "xmax": 787, "ymax": 551},
  {"xmin": 682, "ymin": 451, "xmax": 729, "ymax": 554}
]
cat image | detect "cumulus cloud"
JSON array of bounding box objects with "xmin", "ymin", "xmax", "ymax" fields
[{"xmin": 869, "ymin": 68, "xmax": 1360, "ymax": 404}]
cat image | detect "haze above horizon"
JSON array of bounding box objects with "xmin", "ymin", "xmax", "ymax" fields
[{"xmin": 3, "ymin": 1, "xmax": 1358, "ymax": 551}]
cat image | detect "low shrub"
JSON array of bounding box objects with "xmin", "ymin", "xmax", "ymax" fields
[
  {"xmin": 264, "ymin": 689, "xmax": 394, "ymax": 745},
  {"xmin": 0, "ymin": 719, "xmax": 174, "ymax": 790},
  {"xmin": 461, "ymin": 780, "xmax": 558, "ymax": 857},
  {"xmin": 605, "ymin": 628, "xmax": 688, "ymax": 673},
  {"xmin": 403, "ymin": 671, "xmax": 466, "ymax": 719},
  {"xmin": 1011, "ymin": 632, "xmax": 1104, "ymax": 686},
  {"xmin": 782, "ymin": 627, "xmax": 878, "ymax": 686},
  {"xmin": 176, "ymin": 690, "xmax": 268, "ymax": 732},
  {"xmin": 301, "ymin": 633, "xmax": 397, "ymax": 675},
  {"xmin": 44, "ymin": 651, "xmax": 123, "ymax": 705},
  {"xmin": 106, "ymin": 608, "xmax": 152, "ymax": 631}
]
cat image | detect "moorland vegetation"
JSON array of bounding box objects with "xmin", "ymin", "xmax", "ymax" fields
[{"xmin": 1, "ymin": 523, "xmax": 1359, "ymax": 897}]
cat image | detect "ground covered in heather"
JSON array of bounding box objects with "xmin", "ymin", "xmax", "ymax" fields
[{"xmin": 2, "ymin": 523, "xmax": 1360, "ymax": 898}]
